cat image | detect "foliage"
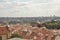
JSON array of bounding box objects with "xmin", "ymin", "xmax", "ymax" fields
[
  {"xmin": 10, "ymin": 34, "xmax": 23, "ymax": 38},
  {"xmin": 43, "ymin": 21, "xmax": 60, "ymax": 29}
]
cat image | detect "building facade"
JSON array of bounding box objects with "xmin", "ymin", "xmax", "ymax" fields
[{"xmin": 0, "ymin": 26, "xmax": 10, "ymax": 40}]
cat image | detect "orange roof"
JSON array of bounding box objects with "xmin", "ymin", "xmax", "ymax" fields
[
  {"xmin": 0, "ymin": 27, "xmax": 9, "ymax": 35},
  {"xmin": 32, "ymin": 27, "xmax": 40, "ymax": 33}
]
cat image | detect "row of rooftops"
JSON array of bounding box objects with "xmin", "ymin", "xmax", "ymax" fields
[
  {"xmin": 0, "ymin": 23, "xmax": 60, "ymax": 40},
  {"xmin": 0, "ymin": 27, "xmax": 9, "ymax": 35}
]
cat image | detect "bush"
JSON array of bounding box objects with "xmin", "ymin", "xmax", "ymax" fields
[{"xmin": 10, "ymin": 34, "xmax": 23, "ymax": 38}]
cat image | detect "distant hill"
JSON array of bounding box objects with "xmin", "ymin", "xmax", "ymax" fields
[{"xmin": 0, "ymin": 17, "xmax": 60, "ymax": 23}]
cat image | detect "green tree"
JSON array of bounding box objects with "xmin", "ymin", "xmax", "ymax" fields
[{"xmin": 10, "ymin": 34, "xmax": 23, "ymax": 38}]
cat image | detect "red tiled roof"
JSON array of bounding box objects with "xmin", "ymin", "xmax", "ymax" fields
[
  {"xmin": 0, "ymin": 27, "xmax": 9, "ymax": 35},
  {"xmin": 32, "ymin": 27, "xmax": 40, "ymax": 33}
]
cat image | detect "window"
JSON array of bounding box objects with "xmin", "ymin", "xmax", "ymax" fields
[{"xmin": 0, "ymin": 36, "xmax": 2, "ymax": 40}]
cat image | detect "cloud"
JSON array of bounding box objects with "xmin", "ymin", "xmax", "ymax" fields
[
  {"xmin": 0, "ymin": 0, "xmax": 60, "ymax": 17},
  {"xmin": 20, "ymin": 0, "xmax": 32, "ymax": 2}
]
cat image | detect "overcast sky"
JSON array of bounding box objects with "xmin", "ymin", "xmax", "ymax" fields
[{"xmin": 0, "ymin": 0, "xmax": 60, "ymax": 17}]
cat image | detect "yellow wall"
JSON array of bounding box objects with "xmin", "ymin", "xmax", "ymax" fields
[
  {"xmin": 55, "ymin": 36, "xmax": 60, "ymax": 40},
  {"xmin": 0, "ymin": 35, "xmax": 8, "ymax": 40}
]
